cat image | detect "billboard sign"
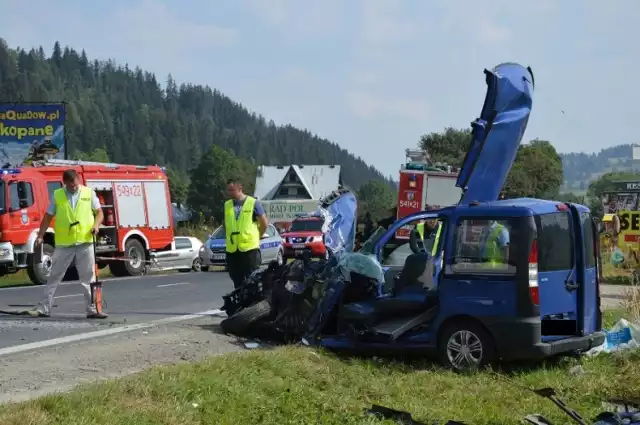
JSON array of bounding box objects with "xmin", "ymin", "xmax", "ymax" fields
[
  {"xmin": 261, "ymin": 200, "xmax": 318, "ymax": 222},
  {"xmin": 0, "ymin": 102, "xmax": 66, "ymax": 167}
]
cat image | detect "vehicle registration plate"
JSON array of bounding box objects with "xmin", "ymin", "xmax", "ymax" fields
[
  {"xmin": 292, "ymin": 243, "xmax": 306, "ymax": 249},
  {"xmin": 212, "ymin": 254, "xmax": 226, "ymax": 261}
]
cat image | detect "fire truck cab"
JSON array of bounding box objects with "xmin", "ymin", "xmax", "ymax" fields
[{"xmin": 0, "ymin": 159, "xmax": 175, "ymax": 285}]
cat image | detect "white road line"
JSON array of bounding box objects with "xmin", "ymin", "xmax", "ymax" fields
[
  {"xmin": 0, "ymin": 272, "xmax": 207, "ymax": 292},
  {"xmin": 0, "ymin": 309, "xmax": 222, "ymax": 358},
  {"xmin": 54, "ymin": 294, "xmax": 84, "ymax": 299},
  {"xmin": 156, "ymin": 282, "xmax": 190, "ymax": 288}
]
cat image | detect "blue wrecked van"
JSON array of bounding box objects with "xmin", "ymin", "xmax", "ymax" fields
[{"xmin": 220, "ymin": 62, "xmax": 605, "ymax": 371}]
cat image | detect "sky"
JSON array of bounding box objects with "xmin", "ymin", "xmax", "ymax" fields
[{"xmin": 0, "ymin": 0, "xmax": 637, "ymax": 177}]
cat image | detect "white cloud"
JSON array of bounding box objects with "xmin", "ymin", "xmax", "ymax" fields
[
  {"xmin": 358, "ymin": 0, "xmax": 419, "ymax": 44},
  {"xmin": 249, "ymin": 0, "xmax": 290, "ymax": 27},
  {"xmin": 248, "ymin": 0, "xmax": 343, "ymax": 37},
  {"xmin": 345, "ymin": 91, "xmax": 430, "ymax": 121},
  {"xmin": 112, "ymin": 0, "xmax": 238, "ymax": 51}
]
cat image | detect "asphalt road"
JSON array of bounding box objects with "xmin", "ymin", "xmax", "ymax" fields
[
  {"xmin": 0, "ymin": 271, "xmax": 233, "ymax": 350},
  {"xmin": 0, "ymin": 271, "xmax": 632, "ymax": 352}
]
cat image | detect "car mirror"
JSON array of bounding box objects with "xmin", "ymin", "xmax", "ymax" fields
[{"xmin": 261, "ymin": 233, "xmax": 269, "ymax": 239}]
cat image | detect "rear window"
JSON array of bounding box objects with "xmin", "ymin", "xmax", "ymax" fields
[
  {"xmin": 290, "ymin": 218, "xmax": 323, "ymax": 232},
  {"xmin": 450, "ymin": 218, "xmax": 519, "ymax": 275},
  {"xmin": 535, "ymin": 212, "xmax": 574, "ymax": 272},
  {"xmin": 581, "ymin": 212, "xmax": 596, "ymax": 268}
]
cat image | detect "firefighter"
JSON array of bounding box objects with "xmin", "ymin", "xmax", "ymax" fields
[
  {"xmin": 224, "ymin": 178, "xmax": 269, "ymax": 289},
  {"xmin": 27, "ymin": 169, "xmax": 108, "ymax": 318}
]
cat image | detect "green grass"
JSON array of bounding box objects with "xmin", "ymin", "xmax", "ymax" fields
[{"xmin": 0, "ymin": 311, "xmax": 638, "ymax": 424}]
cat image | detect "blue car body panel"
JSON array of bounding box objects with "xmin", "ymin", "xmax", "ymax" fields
[{"xmin": 456, "ymin": 63, "xmax": 534, "ymax": 205}]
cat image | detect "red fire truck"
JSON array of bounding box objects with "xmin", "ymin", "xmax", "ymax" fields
[
  {"xmin": 0, "ymin": 159, "xmax": 175, "ymax": 285},
  {"xmin": 395, "ymin": 149, "xmax": 462, "ymax": 239}
]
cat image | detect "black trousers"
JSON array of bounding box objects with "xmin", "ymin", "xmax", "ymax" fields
[{"xmin": 226, "ymin": 248, "xmax": 262, "ymax": 289}]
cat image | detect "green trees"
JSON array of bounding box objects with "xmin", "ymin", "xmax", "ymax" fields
[
  {"xmin": 0, "ymin": 38, "xmax": 392, "ymax": 193},
  {"xmin": 357, "ymin": 180, "xmax": 397, "ymax": 221},
  {"xmin": 419, "ymin": 128, "xmax": 564, "ymax": 199},
  {"xmin": 187, "ymin": 145, "xmax": 256, "ymax": 223}
]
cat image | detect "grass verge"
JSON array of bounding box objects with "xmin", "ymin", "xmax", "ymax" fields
[{"xmin": 0, "ymin": 310, "xmax": 638, "ymax": 425}]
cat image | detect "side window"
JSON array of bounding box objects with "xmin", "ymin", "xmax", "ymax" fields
[
  {"xmin": 47, "ymin": 181, "xmax": 63, "ymax": 200},
  {"xmin": 266, "ymin": 225, "xmax": 276, "ymax": 237},
  {"xmin": 450, "ymin": 218, "xmax": 515, "ymax": 274},
  {"xmin": 9, "ymin": 181, "xmax": 34, "ymax": 210},
  {"xmin": 581, "ymin": 212, "xmax": 596, "ymax": 268},
  {"xmin": 175, "ymin": 238, "xmax": 192, "ymax": 250},
  {"xmin": 381, "ymin": 218, "xmax": 441, "ymax": 266},
  {"xmin": 536, "ymin": 212, "xmax": 573, "ymax": 272}
]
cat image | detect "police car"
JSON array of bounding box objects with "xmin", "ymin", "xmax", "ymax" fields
[{"xmin": 198, "ymin": 224, "xmax": 284, "ymax": 271}]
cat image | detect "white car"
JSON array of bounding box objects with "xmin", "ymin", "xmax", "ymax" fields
[{"xmin": 150, "ymin": 236, "xmax": 204, "ymax": 273}]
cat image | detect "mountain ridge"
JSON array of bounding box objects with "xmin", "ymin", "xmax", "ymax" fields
[
  {"xmin": 0, "ymin": 38, "xmax": 393, "ymax": 190},
  {"xmin": 561, "ymin": 143, "xmax": 639, "ymax": 192}
]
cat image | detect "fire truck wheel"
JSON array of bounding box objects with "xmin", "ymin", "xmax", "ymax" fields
[
  {"xmin": 27, "ymin": 243, "xmax": 55, "ymax": 285},
  {"xmin": 123, "ymin": 239, "xmax": 147, "ymax": 276}
]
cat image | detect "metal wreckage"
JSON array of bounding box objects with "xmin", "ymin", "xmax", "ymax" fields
[{"xmin": 218, "ymin": 62, "xmax": 638, "ymax": 424}]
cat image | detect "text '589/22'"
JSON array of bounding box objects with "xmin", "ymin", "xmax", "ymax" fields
[{"xmin": 115, "ymin": 184, "xmax": 142, "ymax": 197}]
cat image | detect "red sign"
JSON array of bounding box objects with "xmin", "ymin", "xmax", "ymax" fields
[{"xmin": 396, "ymin": 171, "xmax": 424, "ymax": 239}]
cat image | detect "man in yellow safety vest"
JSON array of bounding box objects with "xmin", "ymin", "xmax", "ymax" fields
[
  {"xmin": 27, "ymin": 169, "xmax": 107, "ymax": 318},
  {"xmin": 480, "ymin": 221, "xmax": 510, "ymax": 267},
  {"xmin": 224, "ymin": 178, "xmax": 269, "ymax": 289},
  {"xmin": 416, "ymin": 221, "xmax": 442, "ymax": 257}
]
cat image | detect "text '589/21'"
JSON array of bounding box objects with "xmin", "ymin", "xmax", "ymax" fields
[{"xmin": 116, "ymin": 184, "xmax": 142, "ymax": 197}]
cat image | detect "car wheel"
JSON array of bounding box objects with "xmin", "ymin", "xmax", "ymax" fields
[
  {"xmin": 27, "ymin": 243, "xmax": 54, "ymax": 285},
  {"xmin": 191, "ymin": 258, "xmax": 202, "ymax": 272},
  {"xmin": 220, "ymin": 299, "xmax": 272, "ymax": 336},
  {"xmin": 276, "ymin": 249, "xmax": 284, "ymax": 267},
  {"xmin": 437, "ymin": 320, "xmax": 496, "ymax": 372}
]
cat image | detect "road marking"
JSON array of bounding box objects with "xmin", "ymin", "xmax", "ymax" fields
[
  {"xmin": 54, "ymin": 294, "xmax": 84, "ymax": 299},
  {"xmin": 156, "ymin": 282, "xmax": 190, "ymax": 288},
  {"xmin": 0, "ymin": 309, "xmax": 222, "ymax": 357},
  {"xmin": 0, "ymin": 272, "xmax": 214, "ymax": 292}
]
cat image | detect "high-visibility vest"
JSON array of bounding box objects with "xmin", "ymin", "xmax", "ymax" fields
[
  {"xmin": 483, "ymin": 223, "xmax": 507, "ymax": 267},
  {"xmin": 53, "ymin": 186, "xmax": 95, "ymax": 247},
  {"xmin": 224, "ymin": 196, "xmax": 260, "ymax": 253},
  {"xmin": 416, "ymin": 221, "xmax": 443, "ymax": 257}
]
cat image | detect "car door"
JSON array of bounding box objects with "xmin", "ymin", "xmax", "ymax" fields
[
  {"xmin": 456, "ymin": 63, "xmax": 535, "ymax": 205},
  {"xmin": 174, "ymin": 237, "xmax": 194, "ymax": 269},
  {"xmin": 570, "ymin": 206, "xmax": 601, "ymax": 336},
  {"xmin": 152, "ymin": 240, "xmax": 179, "ymax": 270},
  {"xmin": 260, "ymin": 225, "xmax": 279, "ymax": 263}
]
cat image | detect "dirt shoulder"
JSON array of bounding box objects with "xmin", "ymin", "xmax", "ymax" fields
[{"xmin": 0, "ymin": 316, "xmax": 242, "ymax": 404}]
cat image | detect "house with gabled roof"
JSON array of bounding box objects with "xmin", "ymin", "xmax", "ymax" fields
[
  {"xmin": 253, "ymin": 165, "xmax": 343, "ymax": 231},
  {"xmin": 254, "ymin": 165, "xmax": 342, "ymax": 201}
]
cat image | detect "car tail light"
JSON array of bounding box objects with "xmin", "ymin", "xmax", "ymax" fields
[{"xmin": 528, "ymin": 239, "xmax": 539, "ymax": 305}]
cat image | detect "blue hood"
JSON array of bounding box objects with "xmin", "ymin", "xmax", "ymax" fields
[
  {"xmin": 316, "ymin": 189, "xmax": 358, "ymax": 257},
  {"xmin": 456, "ymin": 63, "xmax": 535, "ymax": 204}
]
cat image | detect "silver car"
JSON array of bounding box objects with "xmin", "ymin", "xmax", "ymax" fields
[
  {"xmin": 199, "ymin": 224, "xmax": 284, "ymax": 271},
  {"xmin": 150, "ymin": 236, "xmax": 205, "ymax": 273}
]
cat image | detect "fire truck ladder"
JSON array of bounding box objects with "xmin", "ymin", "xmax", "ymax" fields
[{"xmin": 40, "ymin": 159, "xmax": 154, "ymax": 170}]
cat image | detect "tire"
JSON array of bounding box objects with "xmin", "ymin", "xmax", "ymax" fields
[
  {"xmin": 201, "ymin": 266, "xmax": 210, "ymax": 272},
  {"xmin": 220, "ymin": 299, "xmax": 272, "ymax": 336},
  {"xmin": 437, "ymin": 320, "xmax": 496, "ymax": 372},
  {"xmin": 26, "ymin": 243, "xmax": 54, "ymax": 285},
  {"xmin": 111, "ymin": 239, "xmax": 147, "ymax": 277}
]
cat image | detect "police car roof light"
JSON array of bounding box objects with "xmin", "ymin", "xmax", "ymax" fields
[{"xmin": 1, "ymin": 169, "xmax": 21, "ymax": 175}]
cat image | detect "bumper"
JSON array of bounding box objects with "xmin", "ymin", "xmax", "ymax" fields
[
  {"xmin": 199, "ymin": 251, "xmax": 227, "ymax": 267},
  {"xmin": 0, "ymin": 242, "xmax": 14, "ymax": 264},
  {"xmin": 484, "ymin": 316, "xmax": 606, "ymax": 360},
  {"xmin": 283, "ymin": 244, "xmax": 326, "ymax": 257}
]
